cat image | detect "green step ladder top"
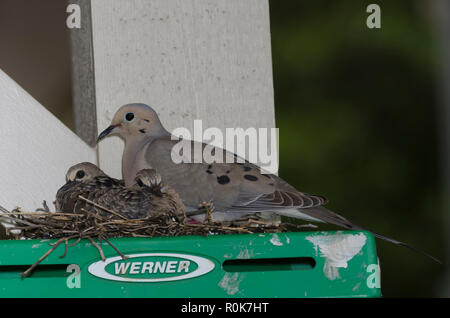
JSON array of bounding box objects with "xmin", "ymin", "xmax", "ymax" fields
[{"xmin": 0, "ymin": 230, "xmax": 381, "ymax": 298}]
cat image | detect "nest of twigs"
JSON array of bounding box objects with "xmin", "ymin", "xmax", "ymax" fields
[{"xmin": 0, "ymin": 196, "xmax": 314, "ymax": 278}]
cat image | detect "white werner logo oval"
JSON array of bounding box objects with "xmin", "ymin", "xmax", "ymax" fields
[{"xmin": 88, "ymin": 253, "xmax": 215, "ymax": 282}]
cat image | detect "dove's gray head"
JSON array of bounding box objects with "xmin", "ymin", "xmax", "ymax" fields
[
  {"xmin": 134, "ymin": 169, "xmax": 162, "ymax": 188},
  {"xmin": 97, "ymin": 103, "xmax": 168, "ymax": 142},
  {"xmin": 65, "ymin": 162, "xmax": 105, "ymax": 182}
]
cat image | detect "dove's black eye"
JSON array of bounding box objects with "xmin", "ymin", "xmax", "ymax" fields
[
  {"xmin": 76, "ymin": 170, "xmax": 85, "ymax": 179},
  {"xmin": 137, "ymin": 179, "xmax": 144, "ymax": 187},
  {"xmin": 124, "ymin": 112, "xmax": 135, "ymax": 122}
]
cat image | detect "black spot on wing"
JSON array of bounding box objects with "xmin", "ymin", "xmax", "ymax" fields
[
  {"xmin": 206, "ymin": 164, "xmax": 214, "ymax": 174},
  {"xmin": 244, "ymin": 175, "xmax": 258, "ymax": 181},
  {"xmin": 217, "ymin": 175, "xmax": 230, "ymax": 184}
]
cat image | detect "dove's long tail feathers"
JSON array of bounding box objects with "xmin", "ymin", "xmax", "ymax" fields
[{"xmin": 277, "ymin": 206, "xmax": 442, "ymax": 264}]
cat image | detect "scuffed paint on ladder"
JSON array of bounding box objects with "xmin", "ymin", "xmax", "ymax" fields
[
  {"xmin": 269, "ymin": 233, "xmax": 291, "ymax": 246},
  {"xmin": 270, "ymin": 233, "xmax": 283, "ymax": 246},
  {"xmin": 306, "ymin": 232, "xmax": 367, "ymax": 280},
  {"xmin": 219, "ymin": 272, "xmax": 245, "ymax": 295}
]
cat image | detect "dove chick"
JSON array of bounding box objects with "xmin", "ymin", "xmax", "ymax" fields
[
  {"xmin": 56, "ymin": 162, "xmax": 123, "ymax": 213},
  {"xmin": 56, "ymin": 163, "xmax": 185, "ymax": 220},
  {"xmin": 134, "ymin": 169, "xmax": 186, "ymax": 220}
]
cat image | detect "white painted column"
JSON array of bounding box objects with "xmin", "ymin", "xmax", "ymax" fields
[{"xmin": 83, "ymin": 0, "xmax": 276, "ymax": 178}]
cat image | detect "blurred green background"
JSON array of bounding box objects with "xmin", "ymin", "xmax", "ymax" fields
[
  {"xmin": 270, "ymin": 0, "xmax": 445, "ymax": 297},
  {"xmin": 0, "ymin": 0, "xmax": 446, "ymax": 297}
]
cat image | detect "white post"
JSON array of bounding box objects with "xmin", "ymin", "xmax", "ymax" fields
[
  {"xmin": 70, "ymin": 0, "xmax": 98, "ymax": 147},
  {"xmin": 72, "ymin": 0, "xmax": 276, "ymax": 179}
]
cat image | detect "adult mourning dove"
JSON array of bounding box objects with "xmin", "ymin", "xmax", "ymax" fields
[
  {"xmin": 97, "ymin": 103, "xmax": 439, "ymax": 262},
  {"xmin": 56, "ymin": 162, "xmax": 185, "ymax": 220}
]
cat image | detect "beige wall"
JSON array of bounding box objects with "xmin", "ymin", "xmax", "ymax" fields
[{"xmin": 0, "ymin": 0, "xmax": 74, "ymax": 129}]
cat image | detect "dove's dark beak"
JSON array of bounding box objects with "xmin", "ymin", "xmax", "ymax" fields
[{"xmin": 97, "ymin": 124, "xmax": 120, "ymax": 143}]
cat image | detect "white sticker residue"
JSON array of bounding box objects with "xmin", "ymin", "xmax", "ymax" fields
[
  {"xmin": 237, "ymin": 248, "xmax": 252, "ymax": 259},
  {"xmin": 219, "ymin": 272, "xmax": 244, "ymax": 295},
  {"xmin": 306, "ymin": 233, "xmax": 367, "ymax": 280},
  {"xmin": 269, "ymin": 234, "xmax": 283, "ymax": 246}
]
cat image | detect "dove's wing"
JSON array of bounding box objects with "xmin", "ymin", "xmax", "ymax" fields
[
  {"xmin": 56, "ymin": 176, "xmax": 123, "ymax": 213},
  {"xmin": 91, "ymin": 187, "xmax": 153, "ymax": 219},
  {"xmin": 56, "ymin": 181, "xmax": 81, "ymax": 212},
  {"xmin": 144, "ymin": 137, "xmax": 327, "ymax": 213}
]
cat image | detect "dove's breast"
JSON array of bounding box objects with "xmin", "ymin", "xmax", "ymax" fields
[{"xmin": 123, "ymin": 138, "xmax": 154, "ymax": 186}]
